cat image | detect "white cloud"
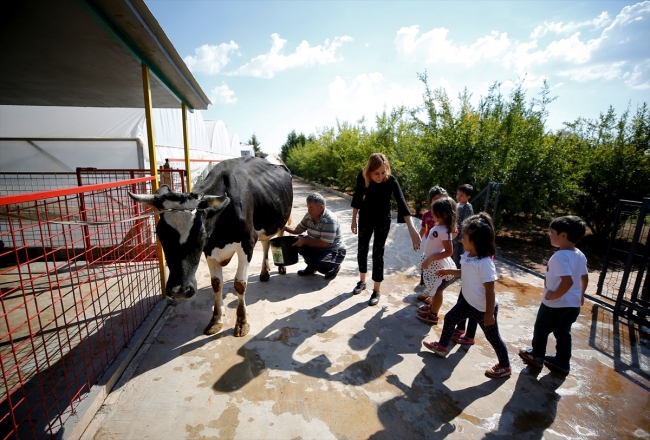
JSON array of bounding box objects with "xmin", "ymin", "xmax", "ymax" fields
[
  {"xmin": 210, "ymin": 83, "xmax": 237, "ymax": 104},
  {"xmin": 530, "ymin": 12, "xmax": 612, "ymax": 39},
  {"xmin": 397, "ymin": 1, "xmax": 649, "ymax": 90},
  {"xmin": 395, "ymin": 26, "xmax": 511, "ymax": 66},
  {"xmin": 326, "ymin": 73, "xmax": 421, "ymax": 122},
  {"xmin": 184, "ymin": 41, "xmax": 239, "ymax": 75},
  {"xmin": 624, "ymin": 60, "xmax": 650, "ymax": 89},
  {"xmin": 232, "ymin": 34, "xmax": 353, "ymax": 78}
]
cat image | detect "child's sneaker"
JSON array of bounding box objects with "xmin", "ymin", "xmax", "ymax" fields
[
  {"xmin": 518, "ymin": 348, "xmax": 543, "ymax": 368},
  {"xmin": 485, "ymin": 364, "xmax": 512, "ymax": 378},
  {"xmin": 543, "ymin": 356, "xmax": 570, "ymax": 374},
  {"xmin": 452, "ymin": 334, "xmax": 475, "ymax": 345},
  {"xmin": 422, "ymin": 341, "xmax": 448, "ymax": 357},
  {"xmin": 416, "ymin": 311, "xmax": 439, "ymax": 325}
]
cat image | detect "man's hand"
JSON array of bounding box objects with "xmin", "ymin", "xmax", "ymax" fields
[
  {"xmin": 293, "ymin": 236, "xmax": 307, "ymax": 247},
  {"xmin": 484, "ymin": 313, "xmax": 495, "ymax": 327}
]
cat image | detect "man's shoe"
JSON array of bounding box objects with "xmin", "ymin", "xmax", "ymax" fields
[
  {"xmin": 518, "ymin": 348, "xmax": 543, "ymax": 368},
  {"xmin": 368, "ymin": 290, "xmax": 381, "ymax": 306},
  {"xmin": 543, "ymin": 356, "xmax": 570, "ymax": 374},
  {"xmin": 297, "ymin": 266, "xmax": 316, "ymax": 276},
  {"xmin": 323, "ymin": 266, "xmax": 340, "ymax": 280},
  {"xmin": 352, "ymin": 281, "xmax": 366, "ymax": 295}
]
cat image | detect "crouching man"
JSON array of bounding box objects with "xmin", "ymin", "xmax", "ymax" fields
[{"xmin": 283, "ymin": 192, "xmax": 346, "ymax": 280}]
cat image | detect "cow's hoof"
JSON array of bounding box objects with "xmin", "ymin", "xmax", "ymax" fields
[
  {"xmin": 204, "ymin": 321, "xmax": 223, "ymax": 335},
  {"xmin": 259, "ymin": 273, "xmax": 270, "ymax": 282},
  {"xmin": 278, "ymin": 266, "xmax": 286, "ymax": 275},
  {"xmin": 234, "ymin": 321, "xmax": 250, "ymax": 337}
]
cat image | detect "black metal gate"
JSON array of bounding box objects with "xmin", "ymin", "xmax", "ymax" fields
[{"xmin": 593, "ymin": 197, "xmax": 650, "ymax": 322}]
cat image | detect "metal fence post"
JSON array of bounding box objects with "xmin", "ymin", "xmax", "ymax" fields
[
  {"xmin": 596, "ymin": 200, "xmax": 624, "ymax": 297},
  {"xmin": 614, "ymin": 199, "xmax": 647, "ymax": 317}
]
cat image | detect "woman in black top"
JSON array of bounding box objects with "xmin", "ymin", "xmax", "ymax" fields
[{"xmin": 351, "ymin": 153, "xmax": 421, "ymax": 305}]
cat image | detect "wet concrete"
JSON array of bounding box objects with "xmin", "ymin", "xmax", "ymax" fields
[{"xmin": 81, "ymin": 178, "xmax": 650, "ymax": 439}]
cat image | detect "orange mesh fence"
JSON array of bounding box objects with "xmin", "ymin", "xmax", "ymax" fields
[{"xmin": 0, "ymin": 177, "xmax": 162, "ymax": 439}]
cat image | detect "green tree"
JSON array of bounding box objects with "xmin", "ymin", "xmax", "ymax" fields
[{"xmin": 247, "ymin": 134, "xmax": 267, "ymax": 158}]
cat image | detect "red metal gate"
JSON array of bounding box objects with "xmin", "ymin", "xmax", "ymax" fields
[{"xmin": 0, "ymin": 177, "xmax": 162, "ymax": 439}]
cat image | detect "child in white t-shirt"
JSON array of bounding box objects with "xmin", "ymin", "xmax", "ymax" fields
[
  {"xmin": 422, "ymin": 213, "xmax": 512, "ymax": 379},
  {"xmin": 519, "ymin": 216, "xmax": 589, "ymax": 374},
  {"xmin": 416, "ymin": 197, "xmax": 457, "ymax": 325}
]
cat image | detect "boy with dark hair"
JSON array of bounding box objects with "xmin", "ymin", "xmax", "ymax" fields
[
  {"xmin": 452, "ymin": 184, "xmax": 474, "ymax": 268},
  {"xmin": 519, "ymin": 215, "xmax": 589, "ymax": 374}
]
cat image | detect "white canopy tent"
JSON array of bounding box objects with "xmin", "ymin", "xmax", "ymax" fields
[{"xmin": 0, "ymin": 105, "xmax": 241, "ymax": 184}]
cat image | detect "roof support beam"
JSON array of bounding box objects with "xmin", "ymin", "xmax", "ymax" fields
[
  {"xmin": 142, "ymin": 64, "xmax": 167, "ymax": 298},
  {"xmin": 182, "ymin": 104, "xmax": 192, "ymax": 192}
]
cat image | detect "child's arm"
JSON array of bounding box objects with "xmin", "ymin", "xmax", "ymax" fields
[
  {"xmin": 436, "ymin": 268, "xmax": 461, "ymax": 277},
  {"xmin": 484, "ymin": 281, "xmax": 496, "ymax": 326},
  {"xmin": 545, "ymin": 276, "xmax": 574, "ymax": 301},
  {"xmin": 419, "ymin": 224, "xmax": 427, "ymax": 238},
  {"xmin": 580, "ymin": 273, "xmax": 589, "ymax": 305},
  {"xmin": 422, "ymin": 240, "xmax": 453, "ymax": 268}
]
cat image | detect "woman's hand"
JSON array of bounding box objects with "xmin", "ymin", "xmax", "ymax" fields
[
  {"xmin": 409, "ymin": 227, "xmax": 421, "ymax": 251},
  {"xmin": 351, "ymin": 219, "xmax": 357, "ymax": 235},
  {"xmin": 484, "ymin": 313, "xmax": 495, "ymax": 327}
]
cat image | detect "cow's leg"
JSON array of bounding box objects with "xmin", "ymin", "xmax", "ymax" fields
[
  {"xmin": 204, "ymin": 257, "xmax": 225, "ymax": 335},
  {"xmin": 259, "ymin": 239, "xmax": 271, "ymax": 281},
  {"xmin": 233, "ymin": 247, "xmax": 251, "ymax": 337}
]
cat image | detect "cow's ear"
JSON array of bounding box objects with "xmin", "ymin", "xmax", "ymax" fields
[{"xmin": 200, "ymin": 193, "xmax": 228, "ymax": 208}]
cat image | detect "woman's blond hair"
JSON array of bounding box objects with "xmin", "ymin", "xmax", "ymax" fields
[{"xmin": 362, "ymin": 153, "xmax": 391, "ymax": 187}]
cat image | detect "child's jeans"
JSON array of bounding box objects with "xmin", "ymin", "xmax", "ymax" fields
[
  {"xmin": 439, "ymin": 295, "xmax": 510, "ymax": 367},
  {"xmin": 531, "ymin": 303, "xmax": 580, "ymax": 364}
]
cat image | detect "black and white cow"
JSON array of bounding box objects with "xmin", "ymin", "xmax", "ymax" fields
[{"xmin": 129, "ymin": 156, "xmax": 293, "ymax": 337}]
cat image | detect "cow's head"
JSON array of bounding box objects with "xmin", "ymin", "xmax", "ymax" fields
[{"xmin": 128, "ymin": 185, "xmax": 230, "ymax": 299}]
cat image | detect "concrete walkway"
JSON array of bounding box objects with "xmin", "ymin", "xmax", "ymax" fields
[{"xmin": 82, "ymin": 178, "xmax": 649, "ymax": 439}]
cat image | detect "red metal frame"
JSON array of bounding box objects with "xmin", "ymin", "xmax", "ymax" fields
[{"xmin": 0, "ymin": 177, "xmax": 162, "ymax": 439}]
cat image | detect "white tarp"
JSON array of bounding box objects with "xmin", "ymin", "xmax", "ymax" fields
[{"xmin": 0, "ymin": 105, "xmax": 240, "ymax": 178}]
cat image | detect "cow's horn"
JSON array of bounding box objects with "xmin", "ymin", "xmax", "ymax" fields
[
  {"xmin": 128, "ymin": 192, "xmax": 157, "ymax": 206},
  {"xmin": 202, "ymin": 193, "xmax": 227, "ymax": 207}
]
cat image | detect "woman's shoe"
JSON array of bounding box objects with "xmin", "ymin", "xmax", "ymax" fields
[
  {"xmin": 352, "ymin": 281, "xmax": 366, "ymax": 295},
  {"xmin": 368, "ymin": 290, "xmax": 381, "ymax": 306}
]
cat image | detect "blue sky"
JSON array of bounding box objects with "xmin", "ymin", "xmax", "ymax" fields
[{"xmin": 146, "ymin": 0, "xmax": 650, "ymax": 155}]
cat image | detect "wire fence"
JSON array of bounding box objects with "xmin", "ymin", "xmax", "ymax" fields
[
  {"xmin": 0, "ymin": 177, "xmax": 162, "ymax": 439},
  {"xmin": 595, "ymin": 198, "xmax": 649, "ymax": 322}
]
